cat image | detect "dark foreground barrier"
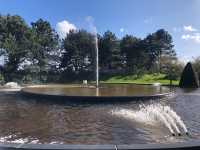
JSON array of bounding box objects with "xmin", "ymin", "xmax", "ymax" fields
[{"xmin": 1, "ymin": 142, "xmax": 200, "ymax": 150}]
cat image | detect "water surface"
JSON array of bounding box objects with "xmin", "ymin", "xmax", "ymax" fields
[{"xmin": 0, "ymin": 87, "xmax": 199, "ymax": 144}]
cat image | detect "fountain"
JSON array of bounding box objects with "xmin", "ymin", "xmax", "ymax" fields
[
  {"xmin": 0, "ymin": 14, "xmax": 199, "ymax": 150},
  {"xmin": 95, "ymin": 32, "xmax": 99, "ymax": 88},
  {"xmin": 2, "ymin": 33, "xmax": 200, "ymax": 149},
  {"xmin": 21, "ymin": 30, "xmax": 170, "ymax": 100},
  {"xmin": 11, "ymin": 51, "xmax": 200, "ymax": 149},
  {"xmin": 94, "ymin": 26, "xmax": 99, "ymax": 96},
  {"xmin": 16, "ymin": 20, "xmax": 199, "ymax": 149},
  {"xmin": 21, "ymin": 22, "xmax": 171, "ymax": 101},
  {"xmin": 112, "ymin": 103, "xmax": 188, "ymax": 136},
  {"xmin": 0, "ymin": 89, "xmax": 198, "ymax": 149}
]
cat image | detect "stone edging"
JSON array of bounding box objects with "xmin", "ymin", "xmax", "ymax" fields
[
  {"xmin": 0, "ymin": 141, "xmax": 200, "ymax": 150},
  {"xmin": 20, "ymin": 87, "xmax": 172, "ymax": 103}
]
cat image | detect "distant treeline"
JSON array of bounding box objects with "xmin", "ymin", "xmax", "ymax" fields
[{"xmin": 0, "ymin": 14, "xmax": 183, "ymax": 83}]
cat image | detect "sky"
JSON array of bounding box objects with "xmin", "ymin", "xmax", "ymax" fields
[{"xmin": 0, "ymin": 0, "xmax": 200, "ymax": 62}]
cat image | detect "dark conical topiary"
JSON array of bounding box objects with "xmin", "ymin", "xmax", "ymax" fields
[{"xmin": 179, "ymin": 62, "xmax": 199, "ymax": 88}]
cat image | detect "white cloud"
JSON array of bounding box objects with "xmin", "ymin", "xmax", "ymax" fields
[
  {"xmin": 120, "ymin": 28, "xmax": 124, "ymax": 33},
  {"xmin": 181, "ymin": 33, "xmax": 200, "ymax": 43},
  {"xmin": 56, "ymin": 20, "xmax": 76, "ymax": 39},
  {"xmin": 183, "ymin": 25, "xmax": 197, "ymax": 32}
]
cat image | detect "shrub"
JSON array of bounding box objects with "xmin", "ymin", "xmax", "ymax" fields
[{"xmin": 179, "ymin": 62, "xmax": 199, "ymax": 88}]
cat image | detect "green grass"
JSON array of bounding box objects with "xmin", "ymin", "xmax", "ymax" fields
[{"xmin": 101, "ymin": 73, "xmax": 179, "ymax": 86}]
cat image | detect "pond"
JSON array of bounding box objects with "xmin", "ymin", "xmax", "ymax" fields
[{"xmin": 0, "ymin": 86, "xmax": 199, "ymax": 145}]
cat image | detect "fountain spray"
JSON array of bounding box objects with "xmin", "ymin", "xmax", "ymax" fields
[
  {"xmin": 95, "ymin": 34, "xmax": 99, "ymax": 88},
  {"xmin": 86, "ymin": 16, "xmax": 99, "ymax": 88},
  {"xmin": 112, "ymin": 103, "xmax": 189, "ymax": 136}
]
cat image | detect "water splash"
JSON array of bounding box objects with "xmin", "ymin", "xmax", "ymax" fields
[
  {"xmin": 161, "ymin": 108, "xmax": 181, "ymax": 134},
  {"xmin": 85, "ymin": 16, "xmax": 99, "ymax": 88},
  {"xmin": 163, "ymin": 106, "xmax": 188, "ymax": 133},
  {"xmin": 0, "ymin": 135, "xmax": 39, "ymax": 144},
  {"xmin": 111, "ymin": 103, "xmax": 188, "ymax": 136}
]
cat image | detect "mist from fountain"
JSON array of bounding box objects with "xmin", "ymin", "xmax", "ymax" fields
[
  {"xmin": 111, "ymin": 103, "xmax": 188, "ymax": 136},
  {"xmin": 94, "ymin": 33, "xmax": 99, "ymax": 88},
  {"xmin": 86, "ymin": 16, "xmax": 99, "ymax": 88},
  {"xmin": 163, "ymin": 106, "xmax": 188, "ymax": 133}
]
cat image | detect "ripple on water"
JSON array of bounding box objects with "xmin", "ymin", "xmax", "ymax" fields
[{"xmin": 0, "ymin": 88, "xmax": 199, "ymax": 144}]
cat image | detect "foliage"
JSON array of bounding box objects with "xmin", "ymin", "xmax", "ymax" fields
[
  {"xmin": 99, "ymin": 31, "xmax": 122, "ymax": 70},
  {"xmin": 0, "ymin": 15, "xmax": 30, "ymax": 81},
  {"xmin": 0, "ymin": 14, "xmax": 180, "ymax": 83},
  {"xmin": 120, "ymin": 35, "xmax": 147, "ymax": 73},
  {"xmin": 60, "ymin": 30, "xmax": 95, "ymax": 81},
  {"xmin": 192, "ymin": 57, "xmax": 200, "ymax": 81},
  {"xmin": 179, "ymin": 62, "xmax": 199, "ymax": 88},
  {"xmin": 144, "ymin": 29, "xmax": 175, "ymax": 72},
  {"xmin": 102, "ymin": 73, "xmax": 179, "ymax": 85},
  {"xmin": 161, "ymin": 56, "xmax": 184, "ymax": 80},
  {"xmin": 28, "ymin": 19, "xmax": 59, "ymax": 82}
]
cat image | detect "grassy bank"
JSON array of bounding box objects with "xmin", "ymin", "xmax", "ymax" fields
[{"xmin": 101, "ymin": 73, "xmax": 179, "ymax": 86}]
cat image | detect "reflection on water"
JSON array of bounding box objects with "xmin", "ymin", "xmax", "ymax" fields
[
  {"xmin": 23, "ymin": 84, "xmax": 169, "ymax": 96},
  {"xmin": 0, "ymin": 88, "xmax": 199, "ymax": 144}
]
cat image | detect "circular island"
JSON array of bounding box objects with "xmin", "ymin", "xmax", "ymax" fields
[{"xmin": 21, "ymin": 84, "xmax": 171, "ymax": 102}]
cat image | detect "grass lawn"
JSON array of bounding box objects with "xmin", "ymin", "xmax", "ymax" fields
[{"xmin": 101, "ymin": 73, "xmax": 179, "ymax": 86}]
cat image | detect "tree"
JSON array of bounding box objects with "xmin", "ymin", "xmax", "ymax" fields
[
  {"xmin": 60, "ymin": 30, "xmax": 96, "ymax": 80},
  {"xmin": 0, "ymin": 15, "xmax": 30, "ymax": 81},
  {"xmin": 161, "ymin": 57, "xmax": 184, "ymax": 80},
  {"xmin": 29, "ymin": 19, "xmax": 59, "ymax": 81},
  {"xmin": 99, "ymin": 31, "xmax": 121, "ymax": 70},
  {"xmin": 120, "ymin": 35, "xmax": 147, "ymax": 73},
  {"xmin": 144, "ymin": 29, "xmax": 175, "ymax": 72},
  {"xmin": 192, "ymin": 57, "xmax": 200, "ymax": 81},
  {"xmin": 179, "ymin": 62, "xmax": 199, "ymax": 88},
  {"xmin": 0, "ymin": 13, "xmax": 179, "ymax": 82}
]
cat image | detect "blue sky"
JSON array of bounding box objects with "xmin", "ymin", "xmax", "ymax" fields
[{"xmin": 0, "ymin": 0, "xmax": 200, "ymax": 62}]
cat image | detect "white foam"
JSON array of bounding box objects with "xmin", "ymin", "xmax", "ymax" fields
[
  {"xmin": 29, "ymin": 139, "xmax": 39, "ymax": 144},
  {"xmin": 10, "ymin": 138, "xmax": 28, "ymax": 143},
  {"xmin": 111, "ymin": 103, "xmax": 188, "ymax": 135},
  {"xmin": 163, "ymin": 106, "xmax": 188, "ymax": 133},
  {"xmin": 0, "ymin": 135, "xmax": 40, "ymax": 144},
  {"xmin": 0, "ymin": 135, "xmax": 12, "ymax": 142},
  {"xmin": 4, "ymin": 82, "xmax": 20, "ymax": 89},
  {"xmin": 50, "ymin": 141, "xmax": 64, "ymax": 144},
  {"xmin": 161, "ymin": 109, "xmax": 180, "ymax": 134},
  {"xmin": 153, "ymin": 83, "xmax": 161, "ymax": 86}
]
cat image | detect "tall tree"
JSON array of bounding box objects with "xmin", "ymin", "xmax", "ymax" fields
[
  {"xmin": 99, "ymin": 31, "xmax": 121, "ymax": 70},
  {"xmin": 30, "ymin": 19, "xmax": 58, "ymax": 81},
  {"xmin": 144, "ymin": 29, "xmax": 175, "ymax": 72},
  {"xmin": 120, "ymin": 35, "xmax": 147, "ymax": 73},
  {"xmin": 60, "ymin": 30, "xmax": 95, "ymax": 76},
  {"xmin": 0, "ymin": 15, "xmax": 30, "ymax": 81}
]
